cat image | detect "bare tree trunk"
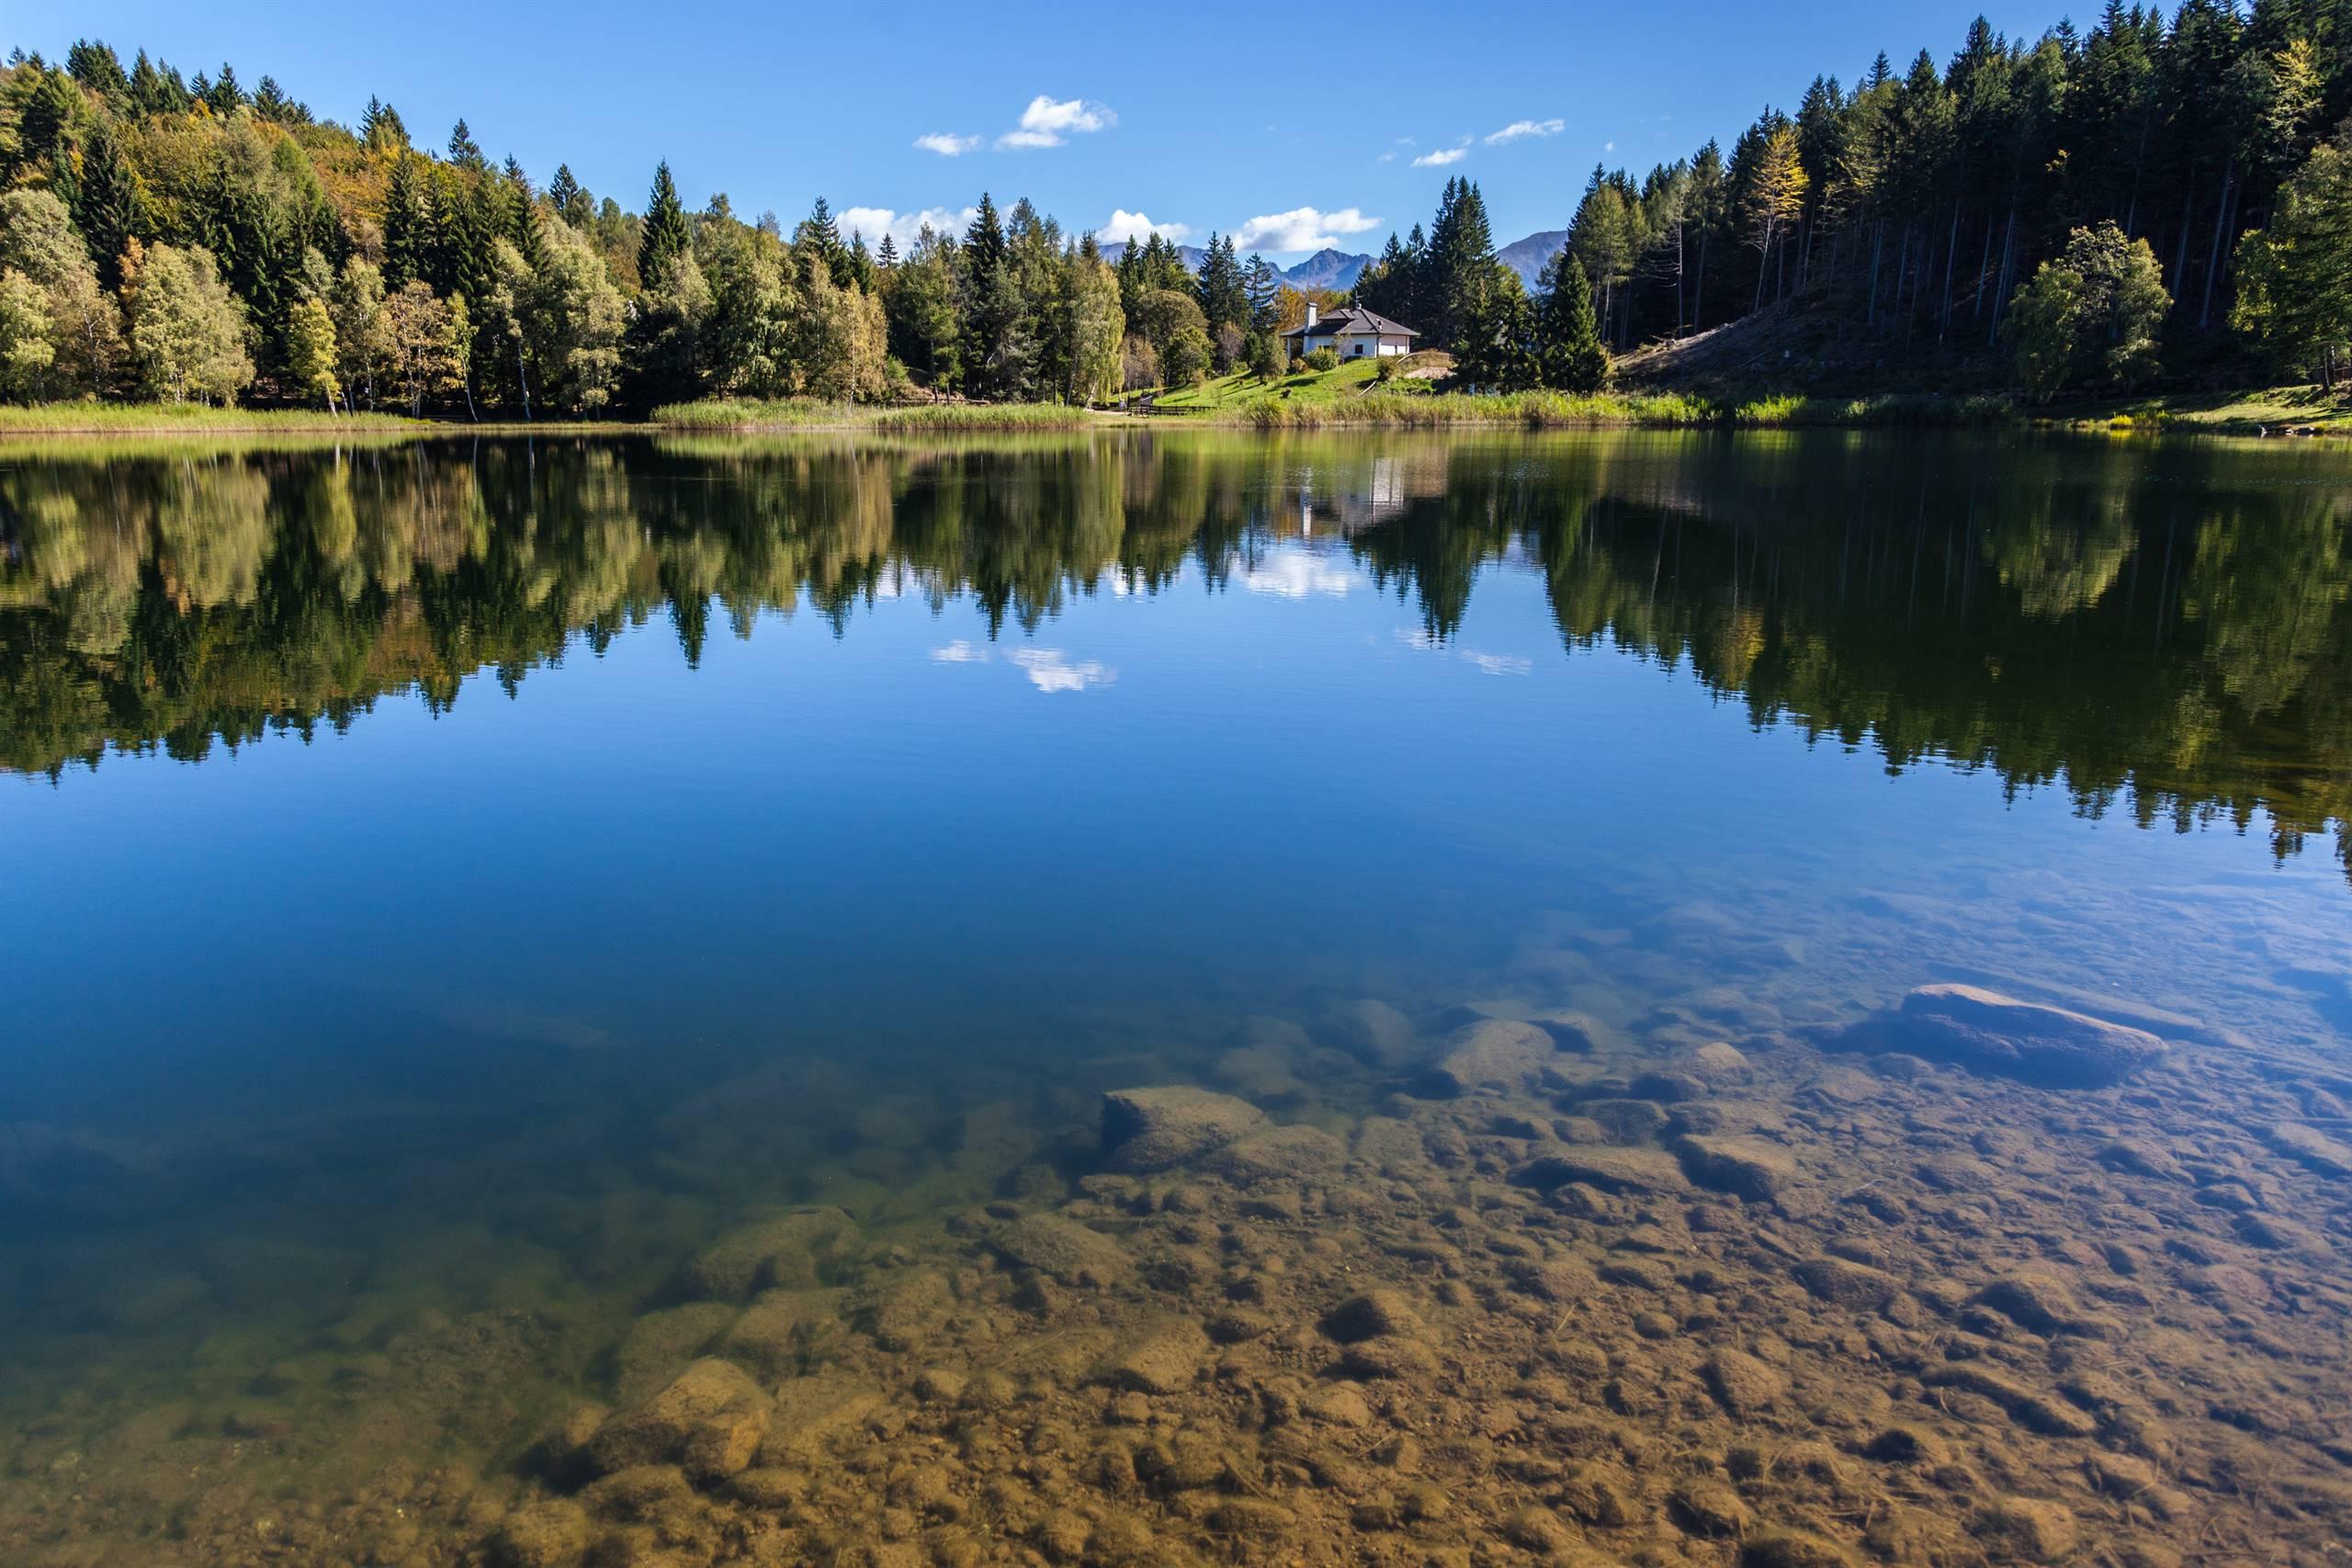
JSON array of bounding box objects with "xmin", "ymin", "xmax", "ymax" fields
[
  {"xmin": 1867, "ymin": 220, "xmax": 1883, "ymax": 329},
  {"xmin": 1986, "ymin": 206, "xmax": 2018, "ymax": 347},
  {"xmin": 1939, "ymin": 203, "xmax": 1961, "ymax": 337},
  {"xmin": 1753, "ymin": 218, "xmax": 1774, "ymax": 313},
  {"xmin": 1972, "ymin": 219, "xmax": 1994, "ymax": 321},
  {"xmin": 2199, "ymin": 159, "xmax": 2235, "ymax": 329},
  {"xmin": 2168, "ymin": 186, "xmax": 2193, "ymax": 303},
  {"xmin": 514, "ymin": 339, "xmax": 534, "ymax": 422}
]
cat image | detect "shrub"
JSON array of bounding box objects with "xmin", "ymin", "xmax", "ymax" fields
[
  {"xmin": 1374, "ymin": 355, "xmax": 1400, "ymax": 384},
  {"xmin": 1304, "ymin": 346, "xmax": 1339, "ymax": 372}
]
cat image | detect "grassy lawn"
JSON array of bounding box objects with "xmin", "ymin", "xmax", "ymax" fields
[{"xmin": 1148, "ymin": 355, "xmax": 1442, "ymax": 413}]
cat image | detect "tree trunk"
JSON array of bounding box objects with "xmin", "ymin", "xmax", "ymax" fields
[
  {"xmin": 2168, "ymin": 186, "xmax": 2193, "ymax": 304},
  {"xmin": 1986, "ymin": 206, "xmax": 2018, "ymax": 347},
  {"xmin": 1867, "ymin": 221, "xmax": 1883, "ymax": 329},
  {"xmin": 1754, "ymin": 218, "xmax": 1773, "ymax": 313},
  {"xmin": 1939, "ymin": 203, "xmax": 1961, "ymax": 337},
  {"xmin": 2199, "ymin": 159, "xmax": 2235, "ymax": 329},
  {"xmin": 514, "ymin": 339, "xmax": 533, "ymax": 422},
  {"xmin": 1972, "ymin": 219, "xmax": 1994, "ymax": 321}
]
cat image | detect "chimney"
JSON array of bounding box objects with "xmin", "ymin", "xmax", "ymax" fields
[{"xmin": 1304, "ymin": 301, "xmax": 1318, "ymax": 330}]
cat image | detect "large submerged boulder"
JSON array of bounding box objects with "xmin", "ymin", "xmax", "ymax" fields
[
  {"xmin": 1421, "ymin": 1019, "xmax": 1561, "ymax": 1097},
  {"xmin": 1830, "ymin": 985, "xmax": 2165, "ymax": 1089},
  {"xmin": 1101, "ymin": 1087, "xmax": 1266, "ymax": 1171},
  {"xmin": 586, "ymin": 1358, "xmax": 772, "ymax": 1481}
]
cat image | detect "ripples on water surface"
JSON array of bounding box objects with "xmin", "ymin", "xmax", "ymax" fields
[{"xmin": 2, "ymin": 430, "xmax": 2348, "ymax": 1567}]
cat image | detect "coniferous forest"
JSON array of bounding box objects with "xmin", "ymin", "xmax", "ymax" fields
[{"xmin": 2, "ymin": 8, "xmax": 2351, "ymax": 418}]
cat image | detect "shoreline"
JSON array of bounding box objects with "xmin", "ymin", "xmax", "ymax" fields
[{"xmin": 4, "ymin": 388, "xmax": 2348, "ymax": 440}]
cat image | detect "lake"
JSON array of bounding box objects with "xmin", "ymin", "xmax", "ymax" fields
[{"xmin": 3, "ymin": 428, "xmax": 2348, "ymax": 1566}]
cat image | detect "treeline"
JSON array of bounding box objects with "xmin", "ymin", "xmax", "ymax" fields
[
  {"xmin": 1345, "ymin": 1, "xmax": 2352, "ymax": 398},
  {"xmin": 1517, "ymin": 0, "xmax": 2352, "ymax": 390},
  {"xmin": 6, "ymin": 6, "xmax": 2352, "ymax": 416},
  {"xmin": 0, "ymin": 41, "xmax": 1315, "ymax": 415}
]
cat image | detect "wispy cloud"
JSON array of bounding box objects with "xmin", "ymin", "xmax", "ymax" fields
[
  {"xmin": 998, "ymin": 96, "xmax": 1115, "ymax": 150},
  {"xmin": 931, "ymin": 640, "xmax": 990, "ymax": 663},
  {"xmin": 1412, "ymin": 147, "xmax": 1468, "ymax": 167},
  {"xmin": 1486, "ymin": 118, "xmax": 1566, "ymax": 145},
  {"xmin": 1394, "ymin": 627, "xmax": 1532, "ymax": 675},
  {"xmin": 1096, "ymin": 209, "xmax": 1191, "ymax": 243},
  {"xmin": 1007, "ymin": 648, "xmax": 1115, "ymax": 693},
  {"xmin": 841, "ymin": 205, "xmax": 980, "ymax": 248},
  {"xmin": 1463, "ymin": 651, "xmax": 1533, "ymax": 676},
  {"xmin": 913, "ymin": 132, "xmax": 980, "ymax": 156},
  {"xmin": 1231, "ymin": 206, "xmax": 1380, "ymax": 253}
]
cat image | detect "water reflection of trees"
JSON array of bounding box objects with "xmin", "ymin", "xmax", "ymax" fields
[{"xmin": 2, "ymin": 433, "xmax": 2346, "ymax": 877}]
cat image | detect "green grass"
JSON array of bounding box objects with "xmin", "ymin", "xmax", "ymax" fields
[
  {"xmin": 2036, "ymin": 384, "xmax": 2352, "ymax": 434},
  {"xmin": 0, "ymin": 400, "xmax": 429, "ymax": 434},
  {"xmin": 650, "ymin": 398, "xmax": 1105, "ymax": 432}
]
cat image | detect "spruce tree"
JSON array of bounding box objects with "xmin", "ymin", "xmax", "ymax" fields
[
  {"xmin": 1534, "ymin": 252, "xmax": 1609, "ymax": 391},
  {"xmin": 876, "ymin": 231, "xmax": 899, "ymax": 269},
  {"xmin": 639, "ymin": 161, "xmax": 692, "ymax": 284},
  {"xmin": 447, "ymin": 119, "xmax": 485, "ymax": 170},
  {"xmin": 74, "ymin": 122, "xmax": 146, "ymax": 289},
  {"xmin": 382, "ymin": 155, "xmax": 428, "ymax": 290}
]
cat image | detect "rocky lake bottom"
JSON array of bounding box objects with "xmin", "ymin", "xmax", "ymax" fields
[{"xmin": 6, "ymin": 968, "xmax": 2348, "ymax": 1568}]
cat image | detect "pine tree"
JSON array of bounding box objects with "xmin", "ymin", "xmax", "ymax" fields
[
  {"xmin": 71, "ymin": 122, "xmax": 146, "ymax": 290},
  {"xmin": 1534, "ymin": 251, "xmax": 1609, "ymax": 391},
  {"xmin": 876, "ymin": 231, "xmax": 899, "ymax": 269},
  {"xmin": 382, "ymin": 155, "xmax": 428, "ymax": 289},
  {"xmin": 639, "ymin": 161, "xmax": 692, "ymax": 284},
  {"xmin": 66, "ymin": 39, "xmax": 126, "ymax": 96},
  {"xmin": 447, "ymin": 118, "xmax": 485, "ymax": 170}
]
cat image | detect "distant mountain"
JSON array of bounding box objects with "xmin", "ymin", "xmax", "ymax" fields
[
  {"xmin": 1279, "ymin": 248, "xmax": 1371, "ymax": 292},
  {"xmin": 1498, "ymin": 229, "xmax": 1570, "ymax": 291},
  {"xmin": 1095, "ymin": 242, "xmax": 1371, "ymax": 293}
]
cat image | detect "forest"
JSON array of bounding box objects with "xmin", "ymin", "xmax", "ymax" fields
[{"xmin": 0, "ymin": 5, "xmax": 2349, "ymax": 417}]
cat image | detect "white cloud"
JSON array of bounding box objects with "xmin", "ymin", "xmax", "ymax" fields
[
  {"xmin": 1007, "ymin": 648, "xmax": 1115, "ymax": 693},
  {"xmin": 1605, "ymin": 140, "xmax": 1617, "ymax": 152},
  {"xmin": 1486, "ymin": 118, "xmax": 1566, "ymax": 145},
  {"xmin": 840, "ymin": 205, "xmax": 980, "ymax": 249},
  {"xmin": 1230, "ymin": 207, "xmax": 1380, "ymax": 253},
  {"xmin": 1096, "ymin": 209, "xmax": 1191, "ymax": 244},
  {"xmin": 913, "ymin": 132, "xmax": 980, "ymax": 157},
  {"xmin": 1411, "ymin": 147, "xmax": 1468, "ymax": 168},
  {"xmin": 998, "ymin": 95, "xmax": 1115, "ymax": 150},
  {"xmin": 1242, "ymin": 550, "xmax": 1353, "ymax": 599},
  {"xmin": 931, "ymin": 640, "xmax": 989, "ymax": 663}
]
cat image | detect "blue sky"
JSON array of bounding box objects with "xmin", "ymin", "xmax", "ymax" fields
[{"xmin": 36, "ymin": 0, "xmax": 2055, "ymax": 257}]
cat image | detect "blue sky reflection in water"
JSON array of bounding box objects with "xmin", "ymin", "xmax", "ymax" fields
[{"xmin": 1, "ymin": 430, "xmax": 2349, "ymax": 1562}]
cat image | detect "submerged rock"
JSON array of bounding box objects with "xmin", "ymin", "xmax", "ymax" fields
[
  {"xmin": 1674, "ymin": 1134, "xmax": 1798, "ymax": 1201},
  {"xmin": 1512, "ymin": 1145, "xmax": 1690, "ymax": 1196},
  {"xmin": 1100, "ymin": 1087, "xmax": 1265, "ymax": 1171},
  {"xmin": 1703, "ymin": 1348, "xmax": 1787, "ymax": 1417},
  {"xmin": 1833, "ymin": 984, "xmax": 2165, "ymax": 1088},
  {"xmin": 1198, "ymin": 1122, "xmax": 1344, "ymax": 1187},
  {"xmin": 993, "ymin": 1213, "xmax": 1131, "ymax": 1287},
  {"xmin": 685, "ymin": 1208, "xmax": 856, "ymax": 1301},
  {"xmin": 1320, "ymin": 1290, "xmax": 1430, "ymax": 1344},
  {"xmin": 587, "ymin": 1359, "xmax": 772, "ymax": 1481},
  {"xmin": 1422, "ymin": 1019, "xmax": 1559, "ymax": 1097}
]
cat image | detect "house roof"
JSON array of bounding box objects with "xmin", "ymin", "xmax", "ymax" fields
[{"xmin": 1281, "ymin": 305, "xmax": 1419, "ymax": 340}]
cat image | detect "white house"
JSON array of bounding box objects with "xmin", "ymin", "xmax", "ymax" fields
[{"xmin": 1280, "ymin": 302, "xmax": 1419, "ymax": 360}]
